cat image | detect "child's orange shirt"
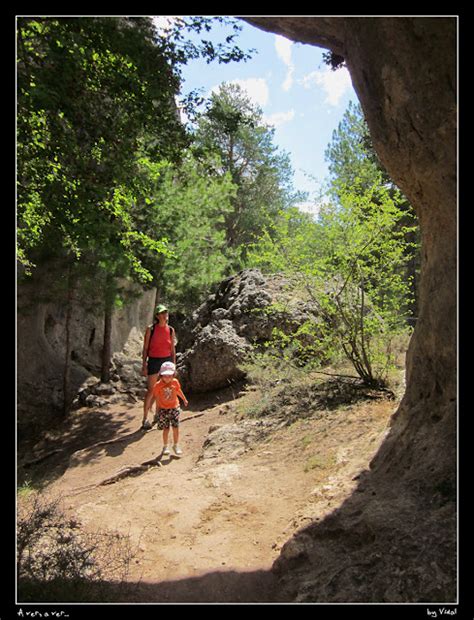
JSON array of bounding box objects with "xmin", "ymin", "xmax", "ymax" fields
[{"xmin": 153, "ymin": 378, "xmax": 186, "ymax": 409}]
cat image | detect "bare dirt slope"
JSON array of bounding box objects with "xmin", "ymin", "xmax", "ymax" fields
[{"xmin": 29, "ymin": 384, "xmax": 397, "ymax": 603}]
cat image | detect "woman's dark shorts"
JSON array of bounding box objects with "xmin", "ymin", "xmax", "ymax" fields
[
  {"xmin": 155, "ymin": 407, "xmax": 181, "ymax": 430},
  {"xmin": 147, "ymin": 356, "xmax": 173, "ymax": 376}
]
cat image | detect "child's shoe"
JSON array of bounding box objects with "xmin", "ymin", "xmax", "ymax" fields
[
  {"xmin": 162, "ymin": 445, "xmax": 171, "ymax": 455},
  {"xmin": 173, "ymin": 444, "xmax": 182, "ymax": 456},
  {"xmin": 141, "ymin": 420, "xmax": 152, "ymax": 430}
]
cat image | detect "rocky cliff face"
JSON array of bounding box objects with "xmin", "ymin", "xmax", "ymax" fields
[
  {"xmin": 242, "ymin": 17, "xmax": 457, "ymax": 602},
  {"xmin": 17, "ymin": 264, "xmax": 155, "ymax": 439}
]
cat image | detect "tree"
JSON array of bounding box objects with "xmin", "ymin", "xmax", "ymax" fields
[
  {"xmin": 325, "ymin": 101, "xmax": 421, "ymax": 318},
  {"xmin": 325, "ymin": 100, "xmax": 381, "ymax": 195},
  {"xmin": 313, "ymin": 180, "xmax": 417, "ymax": 386},
  {"xmin": 17, "ymin": 16, "xmax": 254, "ymax": 280},
  {"xmin": 132, "ymin": 151, "xmax": 237, "ymax": 315},
  {"xmin": 16, "ymin": 16, "xmax": 252, "ymax": 406},
  {"xmin": 248, "ymin": 178, "xmax": 417, "ymax": 386},
  {"xmin": 192, "ymin": 83, "xmax": 305, "ymax": 266},
  {"xmin": 17, "ymin": 17, "xmax": 186, "ymax": 274}
]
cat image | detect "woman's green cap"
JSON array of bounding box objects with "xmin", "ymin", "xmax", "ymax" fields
[{"xmin": 155, "ymin": 304, "xmax": 168, "ymax": 314}]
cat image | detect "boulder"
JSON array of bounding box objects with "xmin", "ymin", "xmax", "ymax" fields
[
  {"xmin": 177, "ymin": 269, "xmax": 321, "ymax": 393},
  {"xmin": 178, "ymin": 319, "xmax": 252, "ymax": 393}
]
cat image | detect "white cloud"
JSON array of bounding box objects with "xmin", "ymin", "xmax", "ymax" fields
[
  {"xmin": 151, "ymin": 15, "xmax": 182, "ymax": 35},
  {"xmin": 234, "ymin": 78, "xmax": 269, "ymax": 107},
  {"xmin": 275, "ymin": 35, "xmax": 293, "ymax": 66},
  {"xmin": 301, "ymin": 66, "xmax": 352, "ymax": 106},
  {"xmin": 275, "ymin": 35, "xmax": 294, "ymax": 92},
  {"xmin": 264, "ymin": 109, "xmax": 295, "ymax": 128},
  {"xmin": 209, "ymin": 78, "xmax": 270, "ymax": 108}
]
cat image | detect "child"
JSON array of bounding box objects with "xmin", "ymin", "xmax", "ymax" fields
[{"xmin": 153, "ymin": 361, "xmax": 188, "ymax": 456}]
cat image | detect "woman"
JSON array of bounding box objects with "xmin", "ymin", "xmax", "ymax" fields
[{"xmin": 141, "ymin": 304, "xmax": 176, "ymax": 429}]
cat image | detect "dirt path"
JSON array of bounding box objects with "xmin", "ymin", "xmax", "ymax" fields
[{"xmin": 39, "ymin": 386, "xmax": 396, "ymax": 603}]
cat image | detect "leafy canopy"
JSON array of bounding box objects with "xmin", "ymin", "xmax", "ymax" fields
[{"xmin": 17, "ymin": 16, "xmax": 254, "ymax": 287}]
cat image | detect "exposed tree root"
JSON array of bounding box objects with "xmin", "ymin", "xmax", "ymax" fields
[
  {"xmin": 21, "ymin": 449, "xmax": 62, "ymax": 468},
  {"xmin": 99, "ymin": 455, "xmax": 164, "ymax": 486},
  {"xmin": 65, "ymin": 455, "xmax": 164, "ymax": 495}
]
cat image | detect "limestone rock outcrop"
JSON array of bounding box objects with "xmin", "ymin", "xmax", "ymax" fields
[{"xmin": 177, "ymin": 269, "xmax": 320, "ymax": 393}]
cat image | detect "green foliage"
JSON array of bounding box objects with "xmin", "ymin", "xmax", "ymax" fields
[
  {"xmin": 248, "ymin": 113, "xmax": 419, "ymax": 387},
  {"xmin": 17, "ymin": 17, "xmax": 186, "ymax": 281},
  {"xmin": 17, "ymin": 17, "xmax": 253, "ymax": 285},
  {"xmin": 325, "ymin": 100, "xmax": 381, "ymax": 194},
  {"xmin": 325, "ymin": 101, "xmax": 421, "ymax": 317},
  {"xmin": 192, "ymin": 83, "xmax": 306, "ymax": 266},
  {"xmin": 322, "ymin": 51, "xmax": 346, "ymax": 71},
  {"xmin": 248, "ymin": 206, "xmax": 323, "ymax": 273},
  {"xmin": 135, "ymin": 151, "xmax": 237, "ymax": 313}
]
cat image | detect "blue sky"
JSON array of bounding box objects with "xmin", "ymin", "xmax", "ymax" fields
[{"xmin": 153, "ymin": 17, "xmax": 359, "ymax": 214}]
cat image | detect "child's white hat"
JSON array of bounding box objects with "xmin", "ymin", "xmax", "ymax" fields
[{"xmin": 160, "ymin": 361, "xmax": 176, "ymax": 376}]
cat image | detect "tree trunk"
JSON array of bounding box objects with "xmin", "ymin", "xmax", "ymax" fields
[
  {"xmin": 62, "ymin": 265, "xmax": 74, "ymax": 416},
  {"xmin": 101, "ymin": 274, "xmax": 115, "ymax": 383},
  {"xmin": 100, "ymin": 299, "xmax": 113, "ymax": 383},
  {"xmin": 154, "ymin": 287, "xmax": 161, "ymax": 307}
]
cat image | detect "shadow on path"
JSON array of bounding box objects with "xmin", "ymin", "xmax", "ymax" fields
[
  {"xmin": 18, "ymin": 567, "xmax": 290, "ymax": 604},
  {"xmin": 126, "ymin": 568, "xmax": 290, "ymax": 603},
  {"xmin": 18, "ymin": 406, "xmax": 142, "ymax": 488}
]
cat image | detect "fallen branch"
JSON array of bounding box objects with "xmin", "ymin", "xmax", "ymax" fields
[
  {"xmin": 93, "ymin": 415, "xmax": 205, "ymax": 487},
  {"xmin": 312, "ymin": 370, "xmax": 361, "ymax": 381},
  {"xmin": 60, "ymin": 413, "xmax": 207, "ymax": 495},
  {"xmin": 66, "ymin": 455, "xmax": 164, "ymax": 495},
  {"xmin": 99, "ymin": 456, "xmax": 163, "ymax": 486},
  {"xmin": 180, "ymin": 412, "xmax": 205, "ymax": 422},
  {"xmin": 22, "ymin": 429, "xmax": 144, "ymax": 471}
]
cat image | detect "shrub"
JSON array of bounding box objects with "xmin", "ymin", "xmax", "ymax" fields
[{"xmin": 17, "ymin": 492, "xmax": 137, "ymax": 602}]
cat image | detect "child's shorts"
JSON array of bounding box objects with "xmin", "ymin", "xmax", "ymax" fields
[{"xmin": 155, "ymin": 407, "xmax": 181, "ymax": 429}]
